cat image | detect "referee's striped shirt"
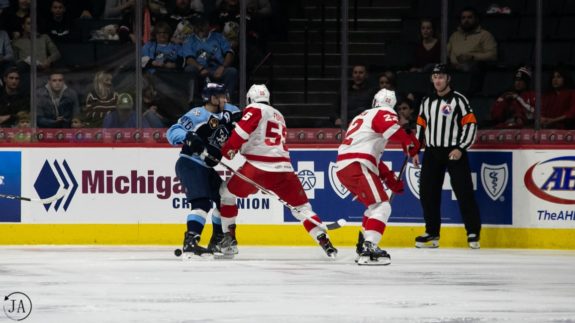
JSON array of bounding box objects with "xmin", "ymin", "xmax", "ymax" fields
[{"xmin": 416, "ymin": 90, "xmax": 477, "ymax": 150}]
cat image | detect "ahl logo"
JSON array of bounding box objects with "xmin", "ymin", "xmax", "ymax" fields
[
  {"xmin": 524, "ymin": 156, "xmax": 575, "ymax": 204},
  {"xmin": 481, "ymin": 163, "xmax": 508, "ymax": 201},
  {"xmin": 296, "ymin": 161, "xmax": 324, "ymax": 199},
  {"xmin": 328, "ymin": 162, "xmax": 349, "ymax": 199},
  {"xmin": 34, "ymin": 160, "xmax": 78, "ymax": 211}
]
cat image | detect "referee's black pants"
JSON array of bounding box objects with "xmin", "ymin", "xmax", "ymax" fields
[{"xmin": 419, "ymin": 147, "xmax": 481, "ymax": 237}]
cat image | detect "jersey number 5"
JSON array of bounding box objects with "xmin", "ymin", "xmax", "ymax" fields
[
  {"xmin": 342, "ymin": 119, "xmax": 363, "ymax": 145},
  {"xmin": 265, "ymin": 121, "xmax": 287, "ymax": 150}
]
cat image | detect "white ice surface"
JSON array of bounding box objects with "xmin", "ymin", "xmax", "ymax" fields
[{"xmin": 1, "ymin": 246, "xmax": 575, "ymax": 323}]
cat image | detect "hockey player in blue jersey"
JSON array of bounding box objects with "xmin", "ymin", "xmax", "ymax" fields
[{"xmin": 167, "ymin": 83, "xmax": 241, "ymax": 257}]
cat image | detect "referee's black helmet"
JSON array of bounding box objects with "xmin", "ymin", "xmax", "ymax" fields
[{"xmin": 431, "ymin": 63, "xmax": 450, "ymax": 76}]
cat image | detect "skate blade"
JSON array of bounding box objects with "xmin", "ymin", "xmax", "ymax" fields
[
  {"xmin": 213, "ymin": 252, "xmax": 235, "ymax": 260},
  {"xmin": 325, "ymin": 252, "xmax": 337, "ymax": 259},
  {"xmin": 357, "ymin": 256, "xmax": 391, "ymax": 266},
  {"xmin": 415, "ymin": 241, "xmax": 439, "ymax": 248},
  {"xmin": 468, "ymin": 242, "xmax": 480, "ymax": 249},
  {"xmin": 182, "ymin": 252, "xmax": 214, "ymax": 261}
]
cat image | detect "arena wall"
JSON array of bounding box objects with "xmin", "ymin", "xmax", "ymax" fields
[{"xmin": 1, "ymin": 145, "xmax": 574, "ymax": 249}]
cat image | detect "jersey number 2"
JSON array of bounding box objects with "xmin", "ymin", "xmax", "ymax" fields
[{"xmin": 342, "ymin": 119, "xmax": 363, "ymax": 145}]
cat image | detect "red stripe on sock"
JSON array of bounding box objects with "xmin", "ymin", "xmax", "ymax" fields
[
  {"xmin": 362, "ymin": 215, "xmax": 368, "ymax": 228},
  {"xmin": 365, "ymin": 218, "xmax": 386, "ymax": 234},
  {"xmin": 303, "ymin": 215, "xmax": 322, "ymax": 232},
  {"xmin": 220, "ymin": 204, "xmax": 238, "ymax": 218}
]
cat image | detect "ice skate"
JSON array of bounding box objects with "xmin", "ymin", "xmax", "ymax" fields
[
  {"xmin": 317, "ymin": 233, "xmax": 338, "ymax": 258},
  {"xmin": 357, "ymin": 241, "xmax": 391, "ymax": 266},
  {"xmin": 467, "ymin": 233, "xmax": 480, "ymax": 249},
  {"xmin": 207, "ymin": 232, "xmax": 224, "ymax": 253},
  {"xmin": 214, "ymin": 224, "xmax": 238, "ymax": 259},
  {"xmin": 354, "ymin": 231, "xmax": 365, "ymax": 263},
  {"xmin": 415, "ymin": 233, "xmax": 440, "ymax": 248},
  {"xmin": 182, "ymin": 231, "xmax": 212, "ymax": 259}
]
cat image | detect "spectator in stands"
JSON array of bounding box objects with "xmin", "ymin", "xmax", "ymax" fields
[
  {"xmin": 148, "ymin": 0, "xmax": 169, "ymax": 21},
  {"xmin": 410, "ymin": 18, "xmax": 440, "ymax": 72},
  {"xmin": 213, "ymin": 0, "xmax": 271, "ymax": 49},
  {"xmin": 71, "ymin": 116, "xmax": 84, "ymax": 128},
  {"xmin": 490, "ymin": 66, "xmax": 535, "ymax": 129},
  {"xmin": 15, "ymin": 110, "xmax": 30, "ymax": 128},
  {"xmin": 334, "ymin": 64, "xmax": 377, "ymax": 127},
  {"xmin": 142, "ymin": 21, "xmax": 182, "ymax": 73},
  {"xmin": 38, "ymin": 0, "xmax": 95, "ymax": 20},
  {"xmin": 83, "ymin": 70, "xmax": 119, "ymax": 127},
  {"xmin": 379, "ymin": 70, "xmax": 417, "ymax": 104},
  {"xmin": 0, "ymin": 29, "xmax": 14, "ymax": 75},
  {"xmin": 378, "ymin": 71, "xmax": 396, "ymax": 91},
  {"xmin": 541, "ymin": 68, "xmax": 575, "ymax": 129},
  {"xmin": 103, "ymin": 92, "xmax": 149, "ymax": 128},
  {"xmin": 37, "ymin": 71, "xmax": 79, "ymax": 128},
  {"xmin": 142, "ymin": 85, "xmax": 185, "ymax": 127},
  {"xmin": 182, "ymin": 16, "xmax": 237, "ymax": 103},
  {"xmin": 447, "ymin": 7, "xmax": 497, "ymax": 72},
  {"xmin": 12, "ymin": 16, "xmax": 61, "ymax": 71},
  {"xmin": 0, "ymin": 0, "xmax": 30, "ymax": 39},
  {"xmin": 0, "ymin": 67, "xmax": 29, "ymax": 127},
  {"xmin": 212, "ymin": 0, "xmax": 266, "ymax": 69},
  {"xmin": 396, "ymin": 97, "xmax": 417, "ymax": 132},
  {"xmin": 39, "ymin": 0, "xmax": 75, "ymax": 42},
  {"xmin": 103, "ymin": 0, "xmax": 136, "ymax": 42},
  {"xmin": 166, "ymin": 0, "xmax": 202, "ymax": 44},
  {"xmin": 104, "ymin": 0, "xmax": 133, "ymax": 19}
]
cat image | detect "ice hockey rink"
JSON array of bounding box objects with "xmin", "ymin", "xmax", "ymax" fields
[{"xmin": 1, "ymin": 246, "xmax": 574, "ymax": 323}]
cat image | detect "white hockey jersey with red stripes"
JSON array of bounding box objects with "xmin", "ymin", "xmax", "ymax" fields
[
  {"xmin": 231, "ymin": 102, "xmax": 294, "ymax": 172},
  {"xmin": 336, "ymin": 106, "xmax": 402, "ymax": 174}
]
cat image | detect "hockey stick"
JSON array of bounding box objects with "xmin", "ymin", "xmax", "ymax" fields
[
  {"xmin": 389, "ymin": 155, "xmax": 409, "ymax": 203},
  {"xmin": 352, "ymin": 154, "xmax": 410, "ymax": 203},
  {"xmin": 0, "ymin": 187, "xmax": 68, "ymax": 204},
  {"xmin": 202, "ymin": 152, "xmax": 346, "ymax": 231}
]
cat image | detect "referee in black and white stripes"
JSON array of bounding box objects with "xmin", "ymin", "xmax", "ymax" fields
[{"xmin": 412, "ymin": 64, "xmax": 481, "ymax": 249}]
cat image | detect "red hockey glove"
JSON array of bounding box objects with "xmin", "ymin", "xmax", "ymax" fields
[
  {"xmin": 378, "ymin": 162, "xmax": 404, "ymax": 194},
  {"xmin": 220, "ymin": 142, "xmax": 237, "ymax": 160},
  {"xmin": 402, "ymin": 132, "xmax": 421, "ymax": 157},
  {"xmin": 221, "ymin": 131, "xmax": 245, "ymax": 160}
]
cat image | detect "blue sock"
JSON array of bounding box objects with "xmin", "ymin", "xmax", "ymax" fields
[
  {"xmin": 187, "ymin": 213, "xmax": 206, "ymax": 234},
  {"xmin": 212, "ymin": 213, "xmax": 223, "ymax": 236}
]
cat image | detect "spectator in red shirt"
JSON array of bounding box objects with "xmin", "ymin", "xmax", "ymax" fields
[
  {"xmin": 490, "ymin": 66, "xmax": 535, "ymax": 128},
  {"xmin": 541, "ymin": 68, "xmax": 575, "ymax": 129}
]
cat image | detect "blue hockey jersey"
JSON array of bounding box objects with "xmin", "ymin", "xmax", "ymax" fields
[{"xmin": 167, "ymin": 103, "xmax": 241, "ymax": 167}]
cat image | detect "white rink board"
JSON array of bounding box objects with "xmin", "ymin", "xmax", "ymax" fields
[
  {"xmin": 512, "ymin": 150, "xmax": 575, "ymax": 228},
  {"xmin": 2, "ymin": 147, "xmax": 575, "ymax": 229},
  {"xmin": 16, "ymin": 148, "xmax": 284, "ymax": 224}
]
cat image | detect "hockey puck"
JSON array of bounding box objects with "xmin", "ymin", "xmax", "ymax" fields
[{"xmin": 174, "ymin": 249, "xmax": 182, "ymax": 257}]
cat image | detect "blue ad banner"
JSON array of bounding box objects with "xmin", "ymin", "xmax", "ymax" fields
[
  {"xmin": 0, "ymin": 151, "xmax": 22, "ymax": 222},
  {"xmin": 287, "ymin": 149, "xmax": 512, "ymax": 225}
]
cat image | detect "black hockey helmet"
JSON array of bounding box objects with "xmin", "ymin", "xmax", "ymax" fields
[
  {"xmin": 431, "ymin": 63, "xmax": 450, "ymax": 76},
  {"xmin": 202, "ymin": 83, "xmax": 227, "ymax": 102}
]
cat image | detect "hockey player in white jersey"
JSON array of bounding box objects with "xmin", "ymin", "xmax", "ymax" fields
[
  {"xmin": 216, "ymin": 84, "xmax": 337, "ymax": 258},
  {"xmin": 336, "ymin": 89, "xmax": 420, "ymax": 265}
]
